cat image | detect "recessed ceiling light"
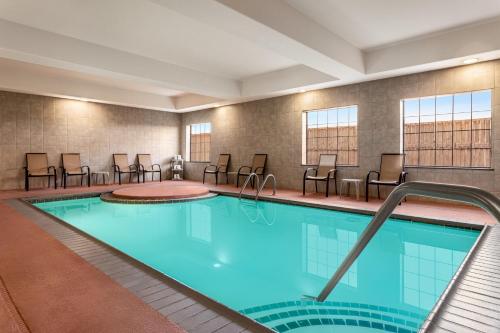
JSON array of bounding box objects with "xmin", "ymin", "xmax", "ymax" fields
[
  {"xmin": 299, "ymin": 89, "xmax": 306, "ymax": 93},
  {"xmin": 463, "ymin": 58, "xmax": 478, "ymax": 65}
]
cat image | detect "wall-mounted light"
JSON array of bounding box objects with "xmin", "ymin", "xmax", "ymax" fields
[
  {"xmin": 463, "ymin": 58, "xmax": 478, "ymax": 65},
  {"xmin": 299, "ymin": 89, "xmax": 306, "ymax": 93}
]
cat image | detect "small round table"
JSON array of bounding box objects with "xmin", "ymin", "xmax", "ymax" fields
[
  {"xmin": 92, "ymin": 171, "xmax": 110, "ymax": 185},
  {"xmin": 340, "ymin": 178, "xmax": 363, "ymax": 200}
]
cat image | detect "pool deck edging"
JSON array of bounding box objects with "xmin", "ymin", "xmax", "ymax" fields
[
  {"xmin": 15, "ymin": 190, "xmax": 494, "ymax": 333},
  {"xmin": 215, "ymin": 190, "xmax": 484, "ymax": 231},
  {"xmin": 11, "ymin": 198, "xmax": 273, "ymax": 333}
]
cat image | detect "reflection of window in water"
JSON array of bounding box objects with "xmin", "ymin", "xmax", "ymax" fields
[
  {"xmin": 303, "ymin": 224, "xmax": 358, "ymax": 287},
  {"xmin": 186, "ymin": 204, "xmax": 212, "ymax": 242},
  {"xmin": 403, "ymin": 242, "xmax": 465, "ymax": 310}
]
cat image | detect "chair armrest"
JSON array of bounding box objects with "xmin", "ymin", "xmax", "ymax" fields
[
  {"xmin": 81, "ymin": 165, "xmax": 90, "ymax": 173},
  {"xmin": 47, "ymin": 166, "xmax": 57, "ymax": 175},
  {"xmin": 327, "ymin": 169, "xmax": 337, "ymax": 179},
  {"xmin": 204, "ymin": 164, "xmax": 218, "ymax": 172},
  {"xmin": 366, "ymin": 170, "xmax": 380, "ymax": 183},
  {"xmin": 128, "ymin": 164, "xmax": 137, "ymax": 172},
  {"xmin": 152, "ymin": 164, "xmax": 161, "ymax": 171},
  {"xmin": 303, "ymin": 167, "xmax": 317, "ymax": 179},
  {"xmin": 237, "ymin": 166, "xmax": 252, "ymax": 174},
  {"xmin": 112, "ymin": 164, "xmax": 120, "ymax": 172},
  {"xmin": 400, "ymin": 171, "xmax": 408, "ymax": 183},
  {"xmin": 254, "ymin": 167, "xmax": 265, "ymax": 175}
]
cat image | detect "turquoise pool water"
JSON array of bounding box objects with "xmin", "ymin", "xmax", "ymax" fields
[{"xmin": 35, "ymin": 196, "xmax": 479, "ymax": 333}]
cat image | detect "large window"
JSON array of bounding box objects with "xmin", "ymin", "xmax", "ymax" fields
[
  {"xmin": 188, "ymin": 123, "xmax": 211, "ymax": 162},
  {"xmin": 402, "ymin": 90, "xmax": 492, "ymax": 168},
  {"xmin": 303, "ymin": 106, "xmax": 358, "ymax": 165}
]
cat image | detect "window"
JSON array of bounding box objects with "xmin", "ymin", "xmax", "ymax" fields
[
  {"xmin": 303, "ymin": 106, "xmax": 358, "ymax": 165},
  {"xmin": 402, "ymin": 90, "xmax": 492, "ymax": 168},
  {"xmin": 187, "ymin": 123, "xmax": 211, "ymax": 162}
]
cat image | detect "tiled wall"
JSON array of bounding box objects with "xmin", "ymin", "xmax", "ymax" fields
[
  {"xmin": 0, "ymin": 92, "xmax": 181, "ymax": 190},
  {"xmin": 182, "ymin": 60, "xmax": 500, "ymax": 196}
]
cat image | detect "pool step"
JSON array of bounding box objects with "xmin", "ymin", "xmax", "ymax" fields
[{"xmin": 240, "ymin": 301, "xmax": 425, "ymax": 333}]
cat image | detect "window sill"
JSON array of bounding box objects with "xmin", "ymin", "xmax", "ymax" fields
[{"xmin": 404, "ymin": 166, "xmax": 494, "ymax": 171}]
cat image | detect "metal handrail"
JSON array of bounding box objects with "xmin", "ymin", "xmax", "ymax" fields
[
  {"xmin": 310, "ymin": 181, "xmax": 500, "ymax": 302},
  {"xmin": 239, "ymin": 173, "xmax": 260, "ymax": 199},
  {"xmin": 256, "ymin": 174, "xmax": 276, "ymax": 201}
]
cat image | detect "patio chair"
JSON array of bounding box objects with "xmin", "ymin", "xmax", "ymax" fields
[
  {"xmin": 112, "ymin": 153, "xmax": 139, "ymax": 185},
  {"xmin": 136, "ymin": 154, "xmax": 161, "ymax": 183},
  {"xmin": 236, "ymin": 154, "xmax": 267, "ymax": 188},
  {"xmin": 303, "ymin": 154, "xmax": 337, "ymax": 197},
  {"xmin": 366, "ymin": 153, "xmax": 407, "ymax": 202},
  {"xmin": 61, "ymin": 153, "xmax": 90, "ymax": 188},
  {"xmin": 24, "ymin": 153, "xmax": 57, "ymax": 191},
  {"xmin": 203, "ymin": 153, "xmax": 230, "ymax": 185}
]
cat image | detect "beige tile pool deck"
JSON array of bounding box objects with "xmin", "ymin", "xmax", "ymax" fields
[{"xmin": 0, "ymin": 180, "xmax": 497, "ymax": 333}]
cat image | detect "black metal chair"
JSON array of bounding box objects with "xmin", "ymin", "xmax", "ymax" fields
[
  {"xmin": 136, "ymin": 154, "xmax": 161, "ymax": 183},
  {"xmin": 236, "ymin": 154, "xmax": 267, "ymax": 188},
  {"xmin": 303, "ymin": 154, "xmax": 337, "ymax": 197},
  {"xmin": 61, "ymin": 153, "xmax": 90, "ymax": 188},
  {"xmin": 203, "ymin": 153, "xmax": 230, "ymax": 185},
  {"xmin": 366, "ymin": 153, "xmax": 407, "ymax": 202},
  {"xmin": 112, "ymin": 153, "xmax": 139, "ymax": 185},
  {"xmin": 24, "ymin": 153, "xmax": 57, "ymax": 191}
]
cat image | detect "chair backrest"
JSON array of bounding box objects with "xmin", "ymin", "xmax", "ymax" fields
[
  {"xmin": 379, "ymin": 154, "xmax": 405, "ymax": 182},
  {"xmin": 251, "ymin": 154, "xmax": 267, "ymax": 174},
  {"xmin": 137, "ymin": 154, "xmax": 152, "ymax": 170},
  {"xmin": 317, "ymin": 154, "xmax": 337, "ymax": 177},
  {"xmin": 62, "ymin": 153, "xmax": 82, "ymax": 173},
  {"xmin": 113, "ymin": 154, "xmax": 129, "ymax": 170},
  {"xmin": 217, "ymin": 154, "xmax": 230, "ymax": 173},
  {"xmin": 26, "ymin": 153, "xmax": 48, "ymax": 174}
]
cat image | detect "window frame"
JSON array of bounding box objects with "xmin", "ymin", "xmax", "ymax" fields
[
  {"xmin": 302, "ymin": 105, "xmax": 359, "ymax": 167},
  {"xmin": 187, "ymin": 122, "xmax": 211, "ymax": 163},
  {"xmin": 401, "ymin": 89, "xmax": 493, "ymax": 170}
]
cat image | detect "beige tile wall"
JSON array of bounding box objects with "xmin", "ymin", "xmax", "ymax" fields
[
  {"xmin": 0, "ymin": 92, "xmax": 181, "ymax": 189},
  {"xmin": 182, "ymin": 60, "xmax": 500, "ymax": 196}
]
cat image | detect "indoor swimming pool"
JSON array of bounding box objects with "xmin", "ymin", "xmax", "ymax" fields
[{"xmin": 35, "ymin": 196, "xmax": 479, "ymax": 333}]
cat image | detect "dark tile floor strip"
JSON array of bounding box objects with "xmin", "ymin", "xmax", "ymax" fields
[
  {"xmin": 6, "ymin": 199, "xmax": 269, "ymax": 333},
  {"xmin": 423, "ymin": 224, "xmax": 500, "ymax": 333}
]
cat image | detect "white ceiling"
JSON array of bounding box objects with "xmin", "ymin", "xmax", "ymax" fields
[
  {"xmin": 286, "ymin": 0, "xmax": 500, "ymax": 49},
  {"xmin": 0, "ymin": 0, "xmax": 499, "ymax": 112}
]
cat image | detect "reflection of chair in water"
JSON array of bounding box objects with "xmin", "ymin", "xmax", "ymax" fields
[{"xmin": 239, "ymin": 200, "xmax": 276, "ymax": 226}]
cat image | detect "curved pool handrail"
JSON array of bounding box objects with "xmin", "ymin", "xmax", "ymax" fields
[
  {"xmin": 239, "ymin": 173, "xmax": 260, "ymax": 199},
  {"xmin": 312, "ymin": 181, "xmax": 500, "ymax": 302},
  {"xmin": 256, "ymin": 174, "xmax": 276, "ymax": 201}
]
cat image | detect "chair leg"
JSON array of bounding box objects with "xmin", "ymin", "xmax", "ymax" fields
[
  {"xmin": 365, "ymin": 182, "xmax": 369, "ymax": 202},
  {"xmin": 203, "ymin": 172, "xmax": 206, "ymax": 184},
  {"xmin": 303, "ymin": 177, "xmax": 306, "ymax": 195},
  {"xmin": 334, "ymin": 178, "xmax": 337, "ymax": 195},
  {"xmin": 25, "ymin": 174, "xmax": 29, "ymax": 191},
  {"xmin": 215, "ymin": 172, "xmax": 218, "ymax": 185},
  {"xmin": 326, "ymin": 180, "xmax": 330, "ymax": 197},
  {"xmin": 315, "ymin": 180, "xmax": 318, "ymax": 193},
  {"xmin": 63, "ymin": 174, "xmax": 66, "ymax": 189},
  {"xmin": 377, "ymin": 185, "xmax": 380, "ymax": 199},
  {"xmin": 236, "ymin": 173, "xmax": 240, "ymax": 187},
  {"xmin": 88, "ymin": 173, "xmax": 91, "ymax": 187},
  {"xmin": 159, "ymin": 171, "xmax": 162, "ymax": 182},
  {"xmin": 81, "ymin": 175, "xmax": 83, "ymax": 186},
  {"xmin": 119, "ymin": 173, "xmax": 122, "ymax": 185},
  {"xmin": 137, "ymin": 172, "xmax": 140, "ymax": 184},
  {"xmin": 54, "ymin": 173, "xmax": 57, "ymax": 189}
]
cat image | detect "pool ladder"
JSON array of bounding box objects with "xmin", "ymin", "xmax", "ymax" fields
[
  {"xmin": 239, "ymin": 173, "xmax": 276, "ymax": 200},
  {"xmin": 305, "ymin": 181, "xmax": 500, "ymax": 303}
]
